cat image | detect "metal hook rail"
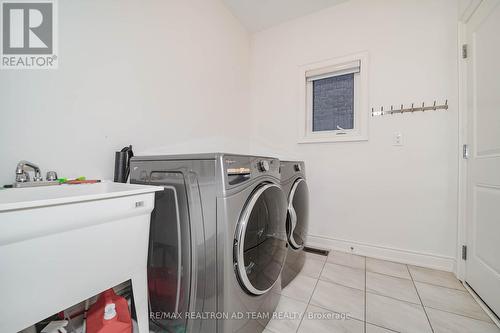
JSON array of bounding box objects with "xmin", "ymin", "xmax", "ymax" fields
[{"xmin": 371, "ymin": 100, "xmax": 448, "ymax": 116}]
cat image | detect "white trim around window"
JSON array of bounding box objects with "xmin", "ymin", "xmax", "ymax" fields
[{"xmin": 298, "ymin": 52, "xmax": 369, "ymax": 144}]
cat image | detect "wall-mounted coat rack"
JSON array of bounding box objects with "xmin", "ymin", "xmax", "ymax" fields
[{"xmin": 371, "ymin": 100, "xmax": 448, "ymax": 116}]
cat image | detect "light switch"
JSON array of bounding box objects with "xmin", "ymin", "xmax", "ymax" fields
[{"xmin": 393, "ymin": 132, "xmax": 404, "ymax": 146}]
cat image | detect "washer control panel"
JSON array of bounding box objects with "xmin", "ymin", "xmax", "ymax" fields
[{"xmin": 224, "ymin": 155, "xmax": 279, "ymax": 187}]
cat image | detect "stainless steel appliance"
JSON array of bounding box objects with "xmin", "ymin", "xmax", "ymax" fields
[
  {"xmin": 130, "ymin": 154, "xmax": 287, "ymax": 333},
  {"xmin": 280, "ymin": 161, "xmax": 309, "ymax": 288}
]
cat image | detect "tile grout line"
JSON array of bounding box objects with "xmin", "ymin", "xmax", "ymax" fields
[
  {"xmin": 401, "ymin": 270, "xmax": 493, "ymax": 323},
  {"xmin": 304, "ymin": 252, "xmax": 329, "ymax": 264},
  {"xmin": 302, "ymin": 253, "xmax": 475, "ymax": 332},
  {"xmin": 318, "ymin": 253, "xmax": 494, "ymax": 332},
  {"xmin": 294, "ymin": 256, "xmax": 328, "ymax": 333},
  {"xmin": 315, "ymin": 277, "xmax": 366, "ymax": 294},
  {"xmin": 407, "ymin": 265, "xmax": 435, "ymax": 333},
  {"xmin": 317, "ymin": 252, "xmax": 369, "ymax": 327},
  {"xmin": 364, "ymin": 290, "xmax": 422, "ymax": 307},
  {"xmin": 410, "ymin": 274, "xmax": 498, "ymax": 325},
  {"xmin": 368, "ymin": 323, "xmax": 401, "ymax": 333},
  {"xmin": 366, "ymin": 269, "xmax": 413, "ymax": 281},
  {"xmin": 326, "ymin": 253, "xmax": 366, "ymax": 270},
  {"xmin": 317, "ymin": 254, "xmax": 494, "ymax": 329},
  {"xmin": 329, "ymin": 259, "xmax": 415, "ymax": 282},
  {"xmin": 411, "ymin": 279, "xmax": 468, "ymax": 293},
  {"xmin": 422, "ymin": 304, "xmax": 498, "ymax": 324}
]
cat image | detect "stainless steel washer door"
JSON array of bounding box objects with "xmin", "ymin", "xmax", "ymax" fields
[
  {"xmin": 287, "ymin": 178, "xmax": 309, "ymax": 250},
  {"xmin": 234, "ymin": 183, "xmax": 288, "ymax": 295}
]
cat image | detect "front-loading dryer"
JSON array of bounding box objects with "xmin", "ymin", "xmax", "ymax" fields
[
  {"xmin": 280, "ymin": 161, "xmax": 309, "ymax": 288},
  {"xmin": 130, "ymin": 153, "xmax": 287, "ymax": 333}
]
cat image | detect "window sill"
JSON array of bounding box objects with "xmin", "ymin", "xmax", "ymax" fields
[{"xmin": 298, "ymin": 133, "xmax": 368, "ymax": 144}]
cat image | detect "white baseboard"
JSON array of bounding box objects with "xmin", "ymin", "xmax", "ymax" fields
[{"xmin": 306, "ymin": 235, "xmax": 456, "ymax": 273}]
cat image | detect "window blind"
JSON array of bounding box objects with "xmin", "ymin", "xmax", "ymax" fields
[{"xmin": 306, "ymin": 60, "xmax": 360, "ymax": 82}]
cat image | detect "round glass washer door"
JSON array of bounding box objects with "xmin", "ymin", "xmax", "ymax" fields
[
  {"xmin": 234, "ymin": 183, "xmax": 288, "ymax": 295},
  {"xmin": 286, "ymin": 178, "xmax": 309, "ymax": 250}
]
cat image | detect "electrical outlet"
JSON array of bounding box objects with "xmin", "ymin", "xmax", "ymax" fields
[{"xmin": 393, "ymin": 132, "xmax": 404, "ymax": 146}]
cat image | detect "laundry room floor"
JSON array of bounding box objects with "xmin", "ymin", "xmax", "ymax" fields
[{"xmin": 264, "ymin": 251, "xmax": 500, "ymax": 333}]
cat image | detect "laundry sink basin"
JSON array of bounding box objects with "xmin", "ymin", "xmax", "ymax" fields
[
  {"xmin": 0, "ymin": 182, "xmax": 163, "ymax": 246},
  {"xmin": 0, "ymin": 181, "xmax": 160, "ymax": 212}
]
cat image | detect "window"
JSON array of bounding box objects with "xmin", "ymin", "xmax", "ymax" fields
[
  {"xmin": 299, "ymin": 53, "xmax": 368, "ymax": 143},
  {"xmin": 312, "ymin": 73, "xmax": 355, "ymax": 132}
]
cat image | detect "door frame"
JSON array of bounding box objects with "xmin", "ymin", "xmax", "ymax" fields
[
  {"xmin": 456, "ymin": 0, "xmax": 500, "ymax": 325},
  {"xmin": 456, "ymin": 0, "xmax": 483, "ymax": 282},
  {"xmin": 456, "ymin": 18, "xmax": 467, "ymax": 282}
]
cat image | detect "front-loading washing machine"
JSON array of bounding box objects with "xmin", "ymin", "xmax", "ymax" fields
[
  {"xmin": 130, "ymin": 153, "xmax": 287, "ymax": 333},
  {"xmin": 280, "ymin": 161, "xmax": 309, "ymax": 288}
]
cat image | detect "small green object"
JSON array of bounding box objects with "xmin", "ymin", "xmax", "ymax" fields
[{"xmin": 58, "ymin": 177, "xmax": 86, "ymax": 183}]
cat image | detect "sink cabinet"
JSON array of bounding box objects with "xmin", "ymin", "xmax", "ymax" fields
[{"xmin": 0, "ymin": 182, "xmax": 162, "ymax": 333}]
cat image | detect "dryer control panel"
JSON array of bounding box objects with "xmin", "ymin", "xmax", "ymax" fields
[
  {"xmin": 280, "ymin": 160, "xmax": 306, "ymax": 182},
  {"xmin": 224, "ymin": 155, "xmax": 280, "ymax": 188}
]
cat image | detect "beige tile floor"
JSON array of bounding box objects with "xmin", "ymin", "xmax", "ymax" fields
[{"xmin": 264, "ymin": 251, "xmax": 500, "ymax": 333}]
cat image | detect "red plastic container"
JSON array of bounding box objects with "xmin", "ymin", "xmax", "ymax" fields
[{"xmin": 86, "ymin": 289, "xmax": 132, "ymax": 333}]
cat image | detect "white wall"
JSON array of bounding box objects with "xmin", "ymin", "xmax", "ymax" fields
[
  {"xmin": 0, "ymin": 0, "xmax": 461, "ymax": 269},
  {"xmin": 459, "ymin": 0, "xmax": 472, "ymax": 15},
  {"xmin": 0, "ymin": 0, "xmax": 250, "ymax": 185},
  {"xmin": 250, "ymin": 0, "xmax": 459, "ymax": 267}
]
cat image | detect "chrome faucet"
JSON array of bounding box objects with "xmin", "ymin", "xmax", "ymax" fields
[{"xmin": 16, "ymin": 160, "xmax": 43, "ymax": 182}]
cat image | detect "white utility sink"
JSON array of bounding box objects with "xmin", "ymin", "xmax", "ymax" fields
[
  {"xmin": 0, "ymin": 182, "xmax": 162, "ymax": 333},
  {"xmin": 0, "ymin": 181, "xmax": 159, "ymax": 211}
]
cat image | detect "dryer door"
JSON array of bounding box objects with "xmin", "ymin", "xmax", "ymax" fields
[
  {"xmin": 287, "ymin": 178, "xmax": 309, "ymax": 250},
  {"xmin": 234, "ymin": 183, "xmax": 288, "ymax": 295}
]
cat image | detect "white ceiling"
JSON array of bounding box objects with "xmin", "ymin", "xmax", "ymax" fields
[{"xmin": 223, "ymin": 0, "xmax": 348, "ymax": 32}]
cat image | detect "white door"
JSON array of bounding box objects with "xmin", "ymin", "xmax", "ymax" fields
[{"xmin": 465, "ymin": 0, "xmax": 500, "ymax": 317}]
